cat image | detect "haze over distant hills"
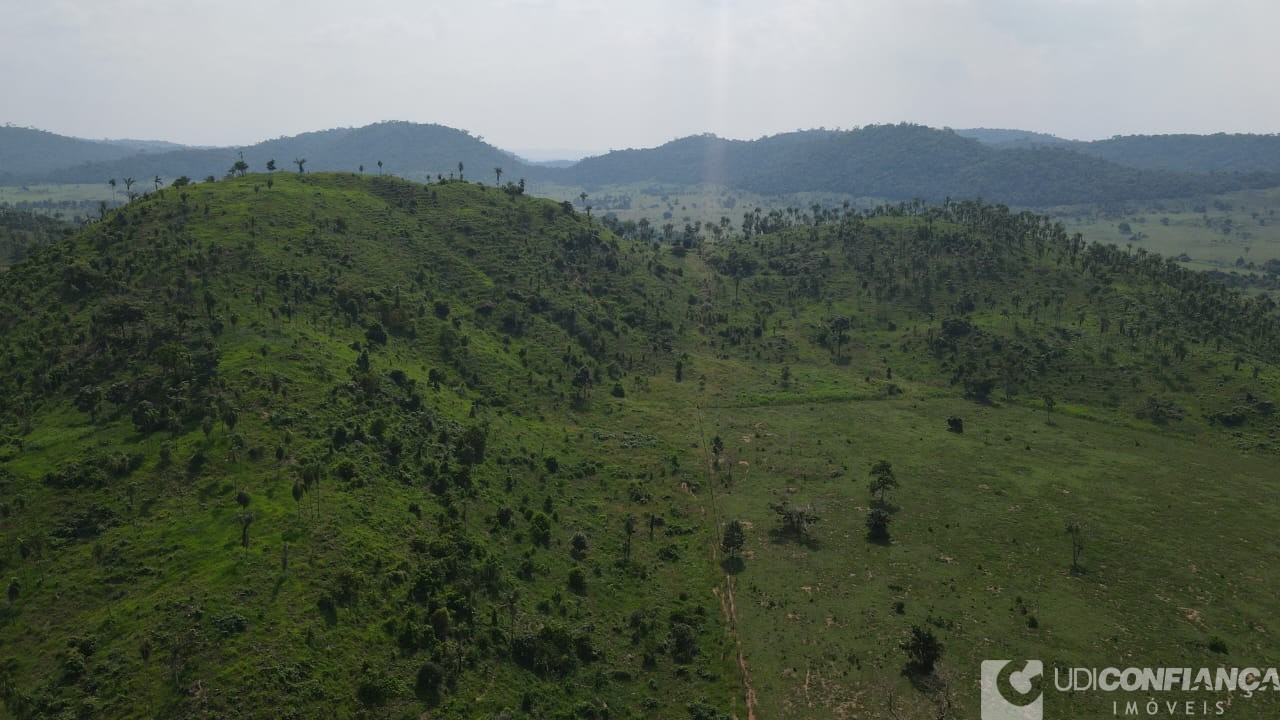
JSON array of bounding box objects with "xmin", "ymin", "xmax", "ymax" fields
[{"xmin": 4, "ymin": 121, "xmax": 1280, "ymax": 207}]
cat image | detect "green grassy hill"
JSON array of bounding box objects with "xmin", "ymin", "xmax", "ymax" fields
[{"xmin": 1, "ymin": 174, "xmax": 1278, "ymax": 719}]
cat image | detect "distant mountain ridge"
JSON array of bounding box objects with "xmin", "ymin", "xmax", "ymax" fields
[
  {"xmin": 554, "ymin": 124, "xmax": 1280, "ymax": 205},
  {"xmin": 958, "ymin": 127, "xmax": 1280, "ymax": 173},
  {"xmin": 5, "ymin": 121, "xmax": 1280, "ymax": 206},
  {"xmin": 3, "ymin": 122, "xmax": 527, "ymax": 187},
  {"xmin": 0, "ymin": 126, "xmax": 191, "ymax": 181}
]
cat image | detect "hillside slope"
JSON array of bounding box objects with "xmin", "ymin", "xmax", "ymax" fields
[{"xmin": 2, "ymin": 175, "xmax": 1279, "ymax": 719}]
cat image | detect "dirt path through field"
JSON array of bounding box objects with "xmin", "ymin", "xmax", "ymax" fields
[
  {"xmin": 699, "ymin": 405, "xmax": 759, "ymax": 720},
  {"xmin": 712, "ymin": 575, "xmax": 759, "ymax": 720}
]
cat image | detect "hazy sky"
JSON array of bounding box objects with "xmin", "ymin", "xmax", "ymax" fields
[{"xmin": 3, "ymin": 0, "xmax": 1278, "ymax": 156}]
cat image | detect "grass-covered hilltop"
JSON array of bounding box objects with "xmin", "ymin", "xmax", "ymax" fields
[{"xmin": 1, "ymin": 172, "xmax": 1278, "ymax": 719}]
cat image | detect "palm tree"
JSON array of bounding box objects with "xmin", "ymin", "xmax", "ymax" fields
[
  {"xmin": 494, "ymin": 166, "xmax": 503, "ymax": 185},
  {"xmin": 153, "ymin": 175, "xmax": 162, "ymax": 191},
  {"xmin": 293, "ymin": 158, "xmax": 306, "ymax": 173},
  {"xmin": 377, "ymin": 160, "xmax": 383, "ymax": 175},
  {"xmin": 108, "ymin": 178, "xmax": 117, "ymax": 201},
  {"xmin": 457, "ymin": 161, "xmax": 464, "ymax": 181},
  {"xmin": 123, "ymin": 177, "xmax": 136, "ymax": 200}
]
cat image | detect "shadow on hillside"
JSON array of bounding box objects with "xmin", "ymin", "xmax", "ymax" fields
[
  {"xmin": 904, "ymin": 667, "xmax": 945, "ymax": 694},
  {"xmin": 720, "ymin": 556, "xmax": 745, "ymax": 575},
  {"xmin": 865, "ymin": 532, "xmax": 892, "ymax": 547},
  {"xmin": 871, "ymin": 499, "xmax": 901, "ymax": 515},
  {"xmin": 766, "ymin": 528, "xmax": 822, "ymax": 551}
]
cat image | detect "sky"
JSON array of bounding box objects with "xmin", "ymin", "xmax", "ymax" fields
[{"xmin": 3, "ymin": 0, "xmax": 1278, "ymax": 158}]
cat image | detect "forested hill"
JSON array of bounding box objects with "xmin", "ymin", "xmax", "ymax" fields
[
  {"xmin": 28, "ymin": 122, "xmax": 532, "ymax": 186},
  {"xmin": 0, "ymin": 127, "xmax": 179, "ymax": 183},
  {"xmin": 1, "ymin": 172, "xmax": 1279, "ymax": 718},
  {"xmin": 560, "ymin": 124, "xmax": 1280, "ymax": 205},
  {"xmin": 1077, "ymin": 133, "xmax": 1280, "ymax": 173},
  {"xmin": 957, "ymin": 127, "xmax": 1280, "ymax": 174}
]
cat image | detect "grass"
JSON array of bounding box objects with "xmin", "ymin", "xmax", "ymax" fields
[
  {"xmin": 0, "ymin": 172, "xmax": 1278, "ymax": 719},
  {"xmin": 1050, "ymin": 187, "xmax": 1280, "ymax": 273}
]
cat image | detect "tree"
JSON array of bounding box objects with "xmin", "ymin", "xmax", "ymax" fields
[
  {"xmin": 530, "ymin": 512, "xmax": 551, "ymax": 547},
  {"xmin": 238, "ymin": 512, "xmax": 254, "ymax": 552},
  {"xmin": 494, "ymin": 166, "xmax": 503, "ymax": 185},
  {"xmin": 866, "ymin": 508, "xmax": 891, "ymax": 542},
  {"xmin": 570, "ymin": 531, "xmax": 588, "ymax": 557},
  {"xmin": 1065, "ymin": 519, "xmax": 1086, "ymax": 572},
  {"xmin": 416, "ymin": 660, "xmax": 444, "ymax": 705},
  {"xmin": 123, "ymin": 177, "xmax": 136, "ymax": 200},
  {"xmin": 721, "ymin": 250, "xmax": 758, "ymax": 302},
  {"xmin": 221, "ymin": 404, "xmax": 239, "ymax": 433},
  {"xmin": 571, "ymin": 365, "xmax": 592, "ymax": 404},
  {"xmin": 457, "ymin": 161, "xmax": 464, "ymax": 180},
  {"xmin": 868, "ymin": 460, "xmax": 898, "ymax": 503},
  {"xmin": 1043, "ymin": 394, "xmax": 1056, "ymax": 422},
  {"xmin": 827, "ymin": 315, "xmax": 852, "ymax": 357},
  {"xmin": 266, "ymin": 158, "xmax": 276, "ymax": 172},
  {"xmin": 108, "ymin": 178, "xmax": 117, "ymax": 201},
  {"xmin": 721, "ymin": 519, "xmax": 746, "ymax": 556},
  {"xmin": 230, "ymin": 159, "xmax": 249, "ymax": 177},
  {"xmin": 623, "ymin": 514, "xmax": 637, "ymax": 561},
  {"xmin": 377, "ymin": 160, "xmax": 383, "ymax": 174},
  {"xmin": 294, "ymin": 158, "xmax": 307, "ymax": 174},
  {"xmin": 901, "ymin": 625, "xmax": 943, "ymax": 675},
  {"xmin": 567, "ymin": 567, "xmax": 586, "ymax": 594},
  {"xmin": 670, "ymin": 622, "xmax": 699, "ymax": 663},
  {"xmin": 153, "ymin": 175, "xmax": 162, "ymax": 191}
]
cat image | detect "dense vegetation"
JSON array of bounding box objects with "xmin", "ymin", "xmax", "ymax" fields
[
  {"xmin": 0, "ymin": 209, "xmax": 76, "ymax": 269},
  {"xmin": 1, "ymin": 173, "xmax": 1278, "ymax": 718}
]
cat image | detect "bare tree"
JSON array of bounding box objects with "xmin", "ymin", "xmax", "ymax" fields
[{"xmin": 1065, "ymin": 519, "xmax": 1086, "ymax": 572}]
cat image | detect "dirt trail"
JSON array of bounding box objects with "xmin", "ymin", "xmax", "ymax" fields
[
  {"xmin": 716, "ymin": 575, "xmax": 759, "ymax": 720},
  {"xmin": 698, "ymin": 406, "xmax": 759, "ymax": 720}
]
